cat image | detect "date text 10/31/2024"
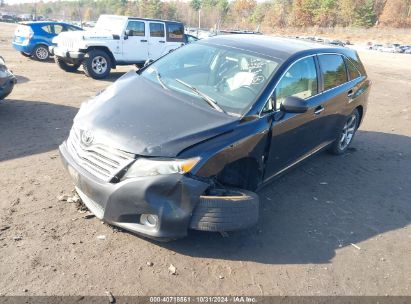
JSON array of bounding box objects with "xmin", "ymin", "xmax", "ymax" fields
[{"xmin": 149, "ymin": 296, "xmax": 258, "ymax": 303}]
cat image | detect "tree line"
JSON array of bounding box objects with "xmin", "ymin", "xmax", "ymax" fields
[{"xmin": 2, "ymin": 0, "xmax": 411, "ymax": 29}]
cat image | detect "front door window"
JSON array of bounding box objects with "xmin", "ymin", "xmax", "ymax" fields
[{"xmin": 275, "ymin": 56, "xmax": 318, "ymax": 109}]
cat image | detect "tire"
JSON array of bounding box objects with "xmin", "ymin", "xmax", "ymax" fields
[
  {"xmin": 55, "ymin": 56, "xmax": 81, "ymax": 72},
  {"xmin": 189, "ymin": 188, "xmax": 259, "ymax": 232},
  {"xmin": 329, "ymin": 108, "xmax": 360, "ymax": 155},
  {"xmin": 20, "ymin": 52, "xmax": 31, "ymax": 58},
  {"xmin": 33, "ymin": 45, "xmax": 49, "ymax": 61},
  {"xmin": 82, "ymin": 49, "xmax": 111, "ymax": 79}
]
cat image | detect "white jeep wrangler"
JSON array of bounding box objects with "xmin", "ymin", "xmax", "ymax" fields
[{"xmin": 50, "ymin": 15, "xmax": 185, "ymax": 79}]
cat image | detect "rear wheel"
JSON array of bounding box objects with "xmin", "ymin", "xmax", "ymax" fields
[
  {"xmin": 33, "ymin": 45, "xmax": 49, "ymax": 61},
  {"xmin": 55, "ymin": 56, "xmax": 81, "ymax": 72},
  {"xmin": 329, "ymin": 109, "xmax": 360, "ymax": 155},
  {"xmin": 189, "ymin": 188, "xmax": 259, "ymax": 232},
  {"xmin": 82, "ymin": 50, "xmax": 111, "ymax": 79}
]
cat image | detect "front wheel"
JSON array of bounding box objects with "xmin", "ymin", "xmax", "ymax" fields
[
  {"xmin": 82, "ymin": 50, "xmax": 111, "ymax": 79},
  {"xmin": 329, "ymin": 109, "xmax": 360, "ymax": 155},
  {"xmin": 33, "ymin": 45, "xmax": 50, "ymax": 61},
  {"xmin": 55, "ymin": 56, "xmax": 81, "ymax": 72}
]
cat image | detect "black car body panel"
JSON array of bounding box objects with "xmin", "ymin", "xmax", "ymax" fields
[
  {"xmin": 60, "ymin": 35, "xmax": 370, "ymax": 239},
  {"xmin": 74, "ymin": 71, "xmax": 239, "ymax": 157},
  {"xmin": 0, "ymin": 56, "xmax": 17, "ymax": 100}
]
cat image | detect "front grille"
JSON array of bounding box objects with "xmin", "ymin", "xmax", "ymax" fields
[
  {"xmin": 66, "ymin": 127, "xmax": 135, "ymax": 182},
  {"xmin": 60, "ymin": 39, "xmax": 77, "ymax": 50}
]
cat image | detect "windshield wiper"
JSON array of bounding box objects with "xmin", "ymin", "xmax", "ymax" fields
[
  {"xmin": 175, "ymin": 79, "xmax": 227, "ymax": 114},
  {"xmin": 151, "ymin": 66, "xmax": 168, "ymax": 90}
]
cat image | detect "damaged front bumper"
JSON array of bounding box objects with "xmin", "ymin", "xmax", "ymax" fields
[{"xmin": 59, "ymin": 141, "xmax": 209, "ymax": 240}]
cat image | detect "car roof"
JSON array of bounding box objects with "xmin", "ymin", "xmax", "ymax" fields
[
  {"xmin": 21, "ymin": 21, "xmax": 78, "ymax": 26},
  {"xmin": 201, "ymin": 34, "xmax": 349, "ymax": 61},
  {"xmin": 129, "ymin": 17, "xmax": 183, "ymax": 24},
  {"xmin": 100, "ymin": 14, "xmax": 182, "ymax": 24}
]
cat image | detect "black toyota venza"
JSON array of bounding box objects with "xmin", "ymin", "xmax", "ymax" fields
[{"xmin": 60, "ymin": 35, "xmax": 370, "ymax": 240}]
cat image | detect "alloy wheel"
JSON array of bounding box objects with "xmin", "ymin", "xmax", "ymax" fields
[
  {"xmin": 35, "ymin": 47, "xmax": 48, "ymax": 60},
  {"xmin": 339, "ymin": 114, "xmax": 357, "ymax": 150},
  {"xmin": 91, "ymin": 56, "xmax": 108, "ymax": 75}
]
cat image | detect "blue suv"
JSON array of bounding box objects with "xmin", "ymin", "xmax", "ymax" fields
[{"xmin": 12, "ymin": 21, "xmax": 82, "ymax": 61}]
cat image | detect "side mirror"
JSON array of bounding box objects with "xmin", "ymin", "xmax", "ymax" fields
[
  {"xmin": 280, "ymin": 96, "xmax": 309, "ymax": 113},
  {"xmin": 124, "ymin": 30, "xmax": 131, "ymax": 39},
  {"xmin": 144, "ymin": 59, "xmax": 154, "ymax": 67}
]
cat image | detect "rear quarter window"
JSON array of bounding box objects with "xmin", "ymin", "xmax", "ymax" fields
[
  {"xmin": 318, "ymin": 54, "xmax": 348, "ymax": 91},
  {"xmin": 345, "ymin": 58, "xmax": 361, "ymax": 80},
  {"xmin": 167, "ymin": 23, "xmax": 184, "ymax": 42},
  {"xmin": 41, "ymin": 25, "xmax": 53, "ymax": 34}
]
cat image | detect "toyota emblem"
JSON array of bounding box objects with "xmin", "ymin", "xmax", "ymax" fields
[{"xmin": 81, "ymin": 129, "xmax": 94, "ymax": 146}]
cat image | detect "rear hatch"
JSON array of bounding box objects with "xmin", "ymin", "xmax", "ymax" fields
[{"xmin": 13, "ymin": 24, "xmax": 33, "ymax": 45}]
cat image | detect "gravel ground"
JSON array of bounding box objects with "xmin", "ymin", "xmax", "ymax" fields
[{"xmin": 0, "ymin": 22, "xmax": 411, "ymax": 296}]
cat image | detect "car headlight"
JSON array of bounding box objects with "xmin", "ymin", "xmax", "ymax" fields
[
  {"xmin": 123, "ymin": 157, "xmax": 201, "ymax": 179},
  {"xmin": 0, "ymin": 56, "xmax": 5, "ymax": 65}
]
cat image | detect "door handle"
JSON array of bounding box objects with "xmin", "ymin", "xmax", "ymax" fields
[
  {"xmin": 159, "ymin": 40, "xmax": 165, "ymax": 43},
  {"xmin": 347, "ymin": 89, "xmax": 354, "ymax": 98},
  {"xmin": 314, "ymin": 105, "xmax": 325, "ymax": 115},
  {"xmin": 140, "ymin": 39, "xmax": 148, "ymax": 42}
]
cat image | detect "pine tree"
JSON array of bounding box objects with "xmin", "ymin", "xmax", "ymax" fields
[{"xmin": 353, "ymin": 0, "xmax": 376, "ymax": 27}]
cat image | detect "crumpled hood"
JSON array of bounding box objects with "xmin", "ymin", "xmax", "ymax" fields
[{"xmin": 73, "ymin": 71, "xmax": 239, "ymax": 157}]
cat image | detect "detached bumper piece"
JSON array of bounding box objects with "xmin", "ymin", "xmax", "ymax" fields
[
  {"xmin": 59, "ymin": 141, "xmax": 209, "ymax": 240},
  {"xmin": 189, "ymin": 188, "xmax": 259, "ymax": 232}
]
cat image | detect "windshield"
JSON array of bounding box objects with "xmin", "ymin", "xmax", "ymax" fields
[
  {"xmin": 95, "ymin": 15, "xmax": 125, "ymax": 33},
  {"xmin": 140, "ymin": 43, "xmax": 281, "ymax": 115}
]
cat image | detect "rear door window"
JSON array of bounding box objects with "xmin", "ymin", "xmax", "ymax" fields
[
  {"xmin": 166, "ymin": 23, "xmax": 184, "ymax": 42},
  {"xmin": 275, "ymin": 56, "xmax": 318, "ymax": 110},
  {"xmin": 149, "ymin": 23, "xmax": 165, "ymax": 37},
  {"xmin": 53, "ymin": 24, "xmax": 64, "ymax": 34},
  {"xmin": 318, "ymin": 54, "xmax": 348, "ymax": 91}
]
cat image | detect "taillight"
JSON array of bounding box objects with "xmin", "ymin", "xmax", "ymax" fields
[{"xmin": 15, "ymin": 26, "xmax": 33, "ymax": 40}]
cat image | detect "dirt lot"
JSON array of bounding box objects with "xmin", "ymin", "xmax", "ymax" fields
[{"xmin": 0, "ymin": 22, "xmax": 411, "ymax": 296}]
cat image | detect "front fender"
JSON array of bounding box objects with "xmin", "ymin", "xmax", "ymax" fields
[{"xmin": 179, "ymin": 116, "xmax": 271, "ymax": 179}]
